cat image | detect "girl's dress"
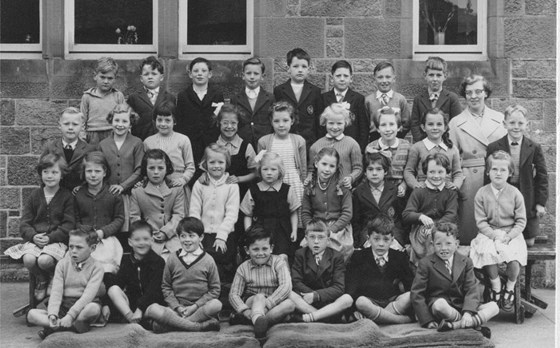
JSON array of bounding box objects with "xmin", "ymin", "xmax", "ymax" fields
[
  {"xmin": 74, "ymin": 184, "xmax": 125, "ymax": 274},
  {"xmin": 98, "ymin": 132, "xmax": 144, "ymax": 232},
  {"xmin": 241, "ymin": 182, "xmax": 300, "ymax": 260},
  {"xmin": 469, "ymin": 184, "xmax": 528, "ymax": 268},
  {"xmin": 5, "ymin": 187, "xmax": 74, "ymax": 261},
  {"xmin": 301, "ymin": 178, "xmax": 354, "ymax": 262}
]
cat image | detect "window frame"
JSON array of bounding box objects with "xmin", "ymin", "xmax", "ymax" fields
[
  {"xmin": 412, "ymin": 0, "xmax": 487, "ymax": 61},
  {"xmin": 64, "ymin": 0, "xmax": 158, "ymax": 59},
  {"xmin": 178, "ymin": 0, "xmax": 253, "ymax": 60},
  {"xmin": 0, "ymin": 0, "xmax": 43, "ymax": 59}
]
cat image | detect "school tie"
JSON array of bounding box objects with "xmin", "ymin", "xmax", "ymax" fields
[
  {"xmin": 64, "ymin": 144, "xmax": 72, "ymax": 150},
  {"xmin": 336, "ymin": 93, "xmax": 344, "ymax": 103},
  {"xmin": 381, "ymin": 93, "xmax": 389, "ymax": 106},
  {"xmin": 315, "ymin": 254, "xmax": 321, "ymax": 265},
  {"xmin": 246, "ymin": 89, "xmax": 258, "ymax": 99},
  {"xmin": 511, "ymin": 142, "xmax": 519, "ymax": 146},
  {"xmin": 376, "ymin": 257, "xmax": 386, "ymax": 268},
  {"xmin": 429, "ymin": 93, "xmax": 439, "ymax": 108},
  {"xmin": 147, "ymin": 90, "xmax": 157, "ymax": 105},
  {"xmin": 445, "ymin": 260, "xmax": 452, "ymax": 275}
]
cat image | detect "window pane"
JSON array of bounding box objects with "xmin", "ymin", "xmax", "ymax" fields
[
  {"xmin": 74, "ymin": 0, "xmax": 153, "ymax": 44},
  {"xmin": 187, "ymin": 0, "xmax": 246, "ymax": 45},
  {"xmin": 418, "ymin": 0, "xmax": 478, "ymax": 45},
  {"xmin": 0, "ymin": 0, "xmax": 40, "ymax": 43}
]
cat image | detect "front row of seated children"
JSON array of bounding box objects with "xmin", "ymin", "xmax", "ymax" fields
[{"xmin": 26, "ymin": 215, "xmax": 499, "ymax": 341}]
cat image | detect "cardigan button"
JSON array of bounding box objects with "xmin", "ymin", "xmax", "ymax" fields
[{"xmin": 473, "ymin": 169, "xmax": 478, "ymax": 173}]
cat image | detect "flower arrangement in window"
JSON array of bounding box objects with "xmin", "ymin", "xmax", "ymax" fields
[
  {"xmin": 420, "ymin": 0, "xmax": 456, "ymax": 44},
  {"xmin": 115, "ymin": 25, "xmax": 138, "ymax": 44}
]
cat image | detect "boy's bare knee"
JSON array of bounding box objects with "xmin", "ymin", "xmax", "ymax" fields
[
  {"xmin": 339, "ymin": 294, "xmax": 354, "ymax": 308},
  {"xmin": 430, "ymin": 298, "xmax": 447, "ymax": 315},
  {"xmin": 282, "ymin": 299, "xmax": 296, "ymax": 313},
  {"xmin": 22, "ymin": 254, "xmax": 37, "ymax": 269},
  {"xmin": 37, "ymin": 255, "xmax": 56, "ymax": 271},
  {"xmin": 355, "ymin": 296, "xmax": 369, "ymax": 309},
  {"xmin": 27, "ymin": 308, "xmax": 46, "ymax": 324},
  {"xmin": 107, "ymin": 285, "xmax": 122, "ymax": 298},
  {"xmin": 206, "ymin": 299, "xmax": 223, "ymax": 313},
  {"xmin": 525, "ymin": 238, "xmax": 535, "ymax": 247},
  {"xmin": 81, "ymin": 303, "xmax": 101, "ymax": 318}
]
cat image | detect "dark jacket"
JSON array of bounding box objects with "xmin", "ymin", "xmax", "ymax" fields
[
  {"xmin": 230, "ymin": 88, "xmax": 275, "ymax": 149},
  {"xmin": 127, "ymin": 88, "xmax": 176, "ymax": 141}
]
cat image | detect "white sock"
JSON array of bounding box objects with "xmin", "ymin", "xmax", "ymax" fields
[
  {"xmin": 506, "ymin": 280, "xmax": 516, "ymax": 291},
  {"xmin": 490, "ymin": 277, "xmax": 501, "ymax": 292}
]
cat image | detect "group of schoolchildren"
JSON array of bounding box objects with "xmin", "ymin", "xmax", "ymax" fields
[{"xmin": 4, "ymin": 47, "xmax": 549, "ymax": 343}]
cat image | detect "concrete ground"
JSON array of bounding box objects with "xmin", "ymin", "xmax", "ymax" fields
[{"xmin": 0, "ymin": 282, "xmax": 557, "ymax": 348}]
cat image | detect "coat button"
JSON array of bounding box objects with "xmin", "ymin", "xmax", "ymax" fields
[
  {"xmin": 472, "ymin": 150, "xmax": 477, "ymax": 154},
  {"xmin": 473, "ymin": 169, "xmax": 478, "ymax": 173}
]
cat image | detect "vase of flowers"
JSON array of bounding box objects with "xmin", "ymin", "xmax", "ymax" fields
[{"xmin": 116, "ymin": 25, "xmax": 138, "ymax": 45}]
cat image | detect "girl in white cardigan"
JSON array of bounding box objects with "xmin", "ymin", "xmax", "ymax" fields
[{"xmin": 189, "ymin": 143, "xmax": 240, "ymax": 282}]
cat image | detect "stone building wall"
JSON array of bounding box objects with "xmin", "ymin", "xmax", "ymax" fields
[{"xmin": 0, "ymin": 0, "xmax": 556, "ymax": 285}]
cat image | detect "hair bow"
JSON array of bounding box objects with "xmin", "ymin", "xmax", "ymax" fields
[
  {"xmin": 254, "ymin": 150, "xmax": 267, "ymax": 165},
  {"xmin": 212, "ymin": 102, "xmax": 224, "ymax": 117},
  {"xmin": 366, "ymin": 148, "xmax": 392, "ymax": 159}
]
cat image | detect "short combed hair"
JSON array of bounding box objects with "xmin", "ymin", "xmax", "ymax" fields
[
  {"xmin": 286, "ymin": 48, "xmax": 311, "ymax": 65},
  {"xmin": 331, "ymin": 60, "xmax": 352, "ymax": 75},
  {"xmin": 486, "ymin": 150, "xmax": 515, "ymax": 175},
  {"xmin": 176, "ymin": 217, "xmax": 205, "ymax": 237},
  {"xmin": 422, "ymin": 152, "xmax": 451, "ymax": 174},
  {"xmin": 153, "ymin": 100, "xmax": 176, "ymax": 120},
  {"xmin": 373, "ymin": 105, "xmax": 402, "ymax": 128},
  {"xmin": 305, "ymin": 218, "xmax": 329, "ymax": 236},
  {"xmin": 95, "ymin": 57, "xmax": 119, "ymax": 74},
  {"xmin": 243, "ymin": 56, "xmax": 265, "ymax": 74},
  {"xmin": 189, "ymin": 57, "xmax": 212, "ymax": 71},
  {"xmin": 141, "ymin": 149, "xmax": 174, "ymax": 178},
  {"xmin": 243, "ymin": 225, "xmax": 272, "ymax": 247},
  {"xmin": 81, "ymin": 151, "xmax": 111, "ymax": 182},
  {"xmin": 256, "ymin": 151, "xmax": 285, "ymax": 181},
  {"xmin": 269, "ymin": 100, "xmax": 296, "ymax": 122},
  {"xmin": 459, "ymin": 74, "xmax": 492, "ymax": 98},
  {"xmin": 107, "ymin": 103, "xmax": 139, "ymax": 125},
  {"xmin": 364, "ymin": 152, "xmax": 391, "ymax": 173},
  {"xmin": 365, "ymin": 214, "xmax": 394, "ymax": 236},
  {"xmin": 373, "ymin": 61, "xmax": 395, "ymax": 75},
  {"xmin": 140, "ymin": 55, "xmax": 164, "ymax": 74},
  {"xmin": 60, "ymin": 107, "xmax": 85, "ymax": 123},
  {"xmin": 320, "ymin": 103, "xmax": 353, "ymax": 127},
  {"xmin": 432, "ymin": 222, "xmax": 458, "ymax": 240},
  {"xmin": 424, "ymin": 56, "xmax": 447, "ymax": 73},
  {"xmin": 200, "ymin": 143, "xmax": 231, "ymax": 171},
  {"xmin": 69, "ymin": 226, "xmax": 98, "ymax": 246},
  {"xmin": 504, "ymin": 104, "xmax": 528, "ymax": 120},
  {"xmin": 37, "ymin": 151, "xmax": 68, "ymax": 178},
  {"xmin": 129, "ymin": 220, "xmax": 154, "ymax": 237}
]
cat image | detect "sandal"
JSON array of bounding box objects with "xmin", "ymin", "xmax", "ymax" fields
[
  {"xmin": 501, "ymin": 290, "xmax": 515, "ymax": 312},
  {"xmin": 489, "ymin": 289, "xmax": 501, "ymax": 303}
]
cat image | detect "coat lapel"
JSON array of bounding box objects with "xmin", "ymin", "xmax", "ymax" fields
[
  {"xmin": 235, "ymin": 91, "xmax": 253, "ymax": 113},
  {"xmin": 305, "ymin": 248, "xmax": 319, "ymax": 272},
  {"xmin": 73, "ymin": 141, "xmax": 88, "ymax": 166},
  {"xmin": 316, "ymin": 248, "xmax": 332, "ymax": 278},
  {"xmin": 280, "ymin": 81, "xmax": 298, "ymax": 105},
  {"xmin": 420, "ymin": 90, "xmax": 432, "ymax": 110},
  {"xmin": 325, "ymin": 90, "xmax": 337, "ymax": 104},
  {"xmin": 432, "ymin": 255, "xmax": 452, "ymax": 281},
  {"xmin": 451, "ymin": 254, "xmax": 466, "ymax": 284},
  {"xmin": 253, "ymin": 90, "xmax": 269, "ymax": 114},
  {"xmin": 138, "ymin": 89, "xmax": 153, "ymax": 108},
  {"xmin": 377, "ymin": 183, "xmax": 396, "ymax": 210},
  {"xmin": 480, "ymin": 109, "xmax": 504, "ymax": 141},
  {"xmin": 298, "ymin": 81, "xmax": 313, "ymax": 105},
  {"xmin": 357, "ymin": 184, "xmax": 378, "ymax": 211},
  {"xmin": 435, "ymin": 91, "xmax": 449, "ymax": 109},
  {"xmin": 144, "ymin": 182, "xmax": 171, "ymax": 199},
  {"xmin": 457, "ymin": 111, "xmax": 489, "ymax": 146},
  {"xmin": 519, "ymin": 137, "xmax": 533, "ymax": 166}
]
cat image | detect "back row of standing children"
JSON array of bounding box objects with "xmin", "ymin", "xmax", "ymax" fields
[{"xmin": 6, "ymin": 48, "xmax": 548, "ymax": 341}]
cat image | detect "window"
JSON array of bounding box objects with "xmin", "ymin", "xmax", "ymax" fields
[
  {"xmin": 178, "ymin": 0, "xmax": 253, "ymax": 59},
  {"xmin": 413, "ymin": 0, "xmax": 487, "ymax": 60},
  {"xmin": 65, "ymin": 0, "xmax": 158, "ymax": 58},
  {"xmin": 0, "ymin": 0, "xmax": 42, "ymax": 57}
]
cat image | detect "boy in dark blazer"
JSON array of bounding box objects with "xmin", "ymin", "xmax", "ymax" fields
[
  {"xmin": 352, "ymin": 152, "xmax": 405, "ymax": 248},
  {"xmin": 321, "ymin": 60, "xmax": 369, "ymax": 150},
  {"xmin": 289, "ymin": 218, "xmax": 353, "ymax": 323},
  {"xmin": 42, "ymin": 107, "xmax": 95, "ymax": 191},
  {"xmin": 128, "ymin": 56, "xmax": 176, "ymax": 141},
  {"xmin": 230, "ymin": 57, "xmax": 275, "ymax": 149},
  {"xmin": 274, "ymin": 48, "xmax": 323, "ymax": 150},
  {"xmin": 410, "ymin": 57, "xmax": 463, "ymax": 143},
  {"xmin": 175, "ymin": 57, "xmax": 224, "ymax": 183},
  {"xmin": 347, "ymin": 215, "xmax": 414, "ymax": 324},
  {"xmin": 411, "ymin": 222, "xmax": 498, "ymax": 335},
  {"xmin": 486, "ymin": 105, "xmax": 548, "ymax": 247}
]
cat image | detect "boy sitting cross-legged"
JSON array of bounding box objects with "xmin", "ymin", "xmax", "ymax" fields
[
  {"xmin": 144, "ymin": 217, "xmax": 221, "ymax": 332},
  {"xmin": 229, "ymin": 226, "xmax": 295, "ymax": 341},
  {"xmin": 27, "ymin": 227, "xmax": 105, "ymax": 339},
  {"xmin": 289, "ymin": 218, "xmax": 353, "ymax": 323},
  {"xmin": 106, "ymin": 220, "xmax": 165, "ymax": 327},
  {"xmin": 411, "ymin": 222, "xmax": 498, "ymax": 337},
  {"xmin": 346, "ymin": 214, "xmax": 414, "ymax": 324}
]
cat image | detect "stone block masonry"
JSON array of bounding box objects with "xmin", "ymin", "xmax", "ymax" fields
[{"xmin": 0, "ymin": 0, "xmax": 555, "ymax": 286}]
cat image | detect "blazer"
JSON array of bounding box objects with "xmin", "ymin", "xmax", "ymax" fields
[
  {"xmin": 175, "ymin": 85, "xmax": 224, "ymax": 167},
  {"xmin": 351, "ymin": 180, "xmax": 403, "ymax": 247},
  {"xmin": 411, "ymin": 252, "xmax": 481, "ymax": 326},
  {"xmin": 486, "ymin": 135, "xmax": 548, "ymax": 218},
  {"xmin": 274, "ymin": 79, "xmax": 324, "ymax": 147},
  {"xmin": 291, "ymin": 247, "xmax": 346, "ymax": 304},
  {"xmin": 257, "ymin": 133, "xmax": 307, "ymax": 181},
  {"xmin": 410, "ymin": 88, "xmax": 463, "ymax": 143},
  {"xmin": 130, "ymin": 182, "xmax": 184, "ymax": 254},
  {"xmin": 231, "ymin": 88, "xmax": 275, "ymax": 149},
  {"xmin": 346, "ymin": 248, "xmax": 413, "ymax": 300},
  {"xmin": 42, "ymin": 139, "xmax": 96, "ymax": 190},
  {"xmin": 127, "ymin": 88, "xmax": 176, "ymax": 141},
  {"xmin": 321, "ymin": 89, "xmax": 369, "ymax": 150}
]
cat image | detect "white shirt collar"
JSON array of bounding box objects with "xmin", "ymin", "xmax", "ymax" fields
[
  {"xmin": 490, "ymin": 184, "xmax": 505, "ymax": 198},
  {"xmin": 422, "ymin": 138, "xmax": 448, "ymax": 151},
  {"xmin": 369, "ymin": 182, "xmax": 384, "ymax": 192},
  {"xmin": 372, "ymin": 250, "xmax": 389, "ymax": 262},
  {"xmin": 428, "ymin": 88, "xmax": 442, "ymax": 96},
  {"xmin": 376, "ymin": 90, "xmax": 394, "ymax": 99},
  {"xmin": 62, "ymin": 139, "xmax": 78, "ymax": 150},
  {"xmin": 146, "ymin": 86, "xmax": 160, "ymax": 94},
  {"xmin": 378, "ymin": 138, "xmax": 399, "ymax": 150},
  {"xmin": 245, "ymin": 86, "xmax": 260, "ymax": 98},
  {"xmin": 257, "ymin": 181, "xmax": 283, "ymax": 192},
  {"xmin": 426, "ymin": 180, "xmax": 445, "ymax": 191},
  {"xmin": 179, "ymin": 246, "xmax": 203, "ymax": 258},
  {"xmin": 335, "ymin": 88, "xmax": 348, "ymax": 98},
  {"xmin": 326, "ymin": 134, "xmax": 345, "ymax": 141}
]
